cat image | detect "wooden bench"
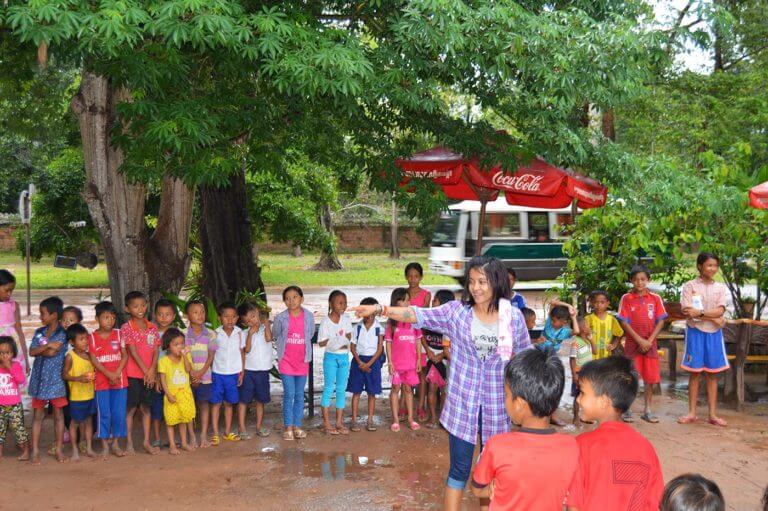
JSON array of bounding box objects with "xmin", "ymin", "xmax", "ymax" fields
[{"xmin": 723, "ymin": 319, "xmax": 768, "ymax": 409}]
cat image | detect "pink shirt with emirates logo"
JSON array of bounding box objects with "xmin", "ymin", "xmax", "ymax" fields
[
  {"xmin": 0, "ymin": 361, "xmax": 25, "ymax": 406},
  {"xmin": 278, "ymin": 312, "xmax": 309, "ymax": 376},
  {"xmin": 385, "ymin": 322, "xmax": 422, "ymax": 371},
  {"xmin": 121, "ymin": 319, "xmax": 161, "ymax": 379}
]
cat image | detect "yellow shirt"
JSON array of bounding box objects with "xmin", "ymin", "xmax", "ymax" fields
[
  {"xmin": 67, "ymin": 352, "xmax": 95, "ymax": 401},
  {"xmin": 158, "ymin": 354, "xmax": 193, "ymax": 396},
  {"xmin": 585, "ymin": 313, "xmax": 624, "ymax": 360}
]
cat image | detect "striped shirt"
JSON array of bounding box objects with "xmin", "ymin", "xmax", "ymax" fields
[{"xmin": 415, "ymin": 300, "xmax": 531, "ymax": 444}]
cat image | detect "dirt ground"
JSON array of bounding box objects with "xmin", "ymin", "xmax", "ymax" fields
[{"xmin": 2, "ymin": 288, "xmax": 767, "ymax": 510}]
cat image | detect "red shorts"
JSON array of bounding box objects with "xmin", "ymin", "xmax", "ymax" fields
[
  {"xmin": 31, "ymin": 397, "xmax": 68, "ymax": 409},
  {"xmin": 632, "ymin": 355, "xmax": 660, "ymax": 385}
]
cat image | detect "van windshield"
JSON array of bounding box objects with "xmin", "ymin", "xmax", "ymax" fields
[{"xmin": 432, "ymin": 211, "xmax": 460, "ymax": 247}]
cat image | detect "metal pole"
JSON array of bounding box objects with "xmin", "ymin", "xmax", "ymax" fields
[
  {"xmin": 476, "ymin": 198, "xmax": 487, "ymax": 256},
  {"xmin": 25, "ymin": 206, "xmax": 31, "ymax": 316}
]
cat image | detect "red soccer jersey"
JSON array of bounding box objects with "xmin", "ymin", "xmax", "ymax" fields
[
  {"xmin": 89, "ymin": 330, "xmax": 127, "ymax": 390},
  {"xmin": 121, "ymin": 319, "xmax": 160, "ymax": 379},
  {"xmin": 471, "ymin": 428, "xmax": 580, "ymax": 511},
  {"xmin": 567, "ymin": 421, "xmax": 664, "ymax": 511},
  {"xmin": 616, "ymin": 291, "xmax": 667, "ymax": 359}
]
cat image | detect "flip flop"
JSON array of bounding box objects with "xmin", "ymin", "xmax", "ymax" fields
[
  {"xmin": 349, "ymin": 422, "xmax": 362, "ymax": 432},
  {"xmin": 366, "ymin": 423, "xmax": 378, "ymax": 432},
  {"xmin": 324, "ymin": 427, "xmax": 340, "ymax": 435},
  {"xmin": 257, "ymin": 427, "xmax": 271, "ymax": 438},
  {"xmin": 621, "ymin": 411, "xmax": 634, "ymax": 423},
  {"xmin": 677, "ymin": 415, "xmax": 698, "ymax": 424},
  {"xmin": 708, "ymin": 417, "xmax": 727, "ymax": 427},
  {"xmin": 337, "ymin": 426, "xmax": 350, "ymax": 435},
  {"xmin": 641, "ymin": 412, "xmax": 659, "ymax": 424},
  {"xmin": 409, "ymin": 421, "xmax": 421, "ymax": 431},
  {"xmin": 390, "ymin": 423, "xmax": 401, "ymax": 432},
  {"xmin": 294, "ymin": 428, "xmax": 307, "ymax": 439},
  {"xmin": 211, "ymin": 435, "xmax": 220, "ymax": 446}
]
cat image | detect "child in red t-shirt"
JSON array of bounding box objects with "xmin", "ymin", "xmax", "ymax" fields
[
  {"xmin": 471, "ymin": 349, "xmax": 580, "ymax": 511},
  {"xmin": 567, "ymin": 356, "xmax": 664, "ymax": 511},
  {"xmin": 616, "ymin": 265, "xmax": 667, "ymax": 424}
]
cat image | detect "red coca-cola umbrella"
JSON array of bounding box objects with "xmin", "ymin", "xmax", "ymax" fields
[
  {"xmin": 749, "ymin": 181, "xmax": 768, "ymax": 209},
  {"xmin": 489, "ymin": 157, "xmax": 607, "ymax": 209}
]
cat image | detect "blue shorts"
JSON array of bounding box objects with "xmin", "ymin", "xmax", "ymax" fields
[
  {"xmin": 346, "ymin": 355, "xmax": 383, "ymax": 395},
  {"xmin": 447, "ymin": 408, "xmax": 483, "ymax": 490},
  {"xmin": 69, "ymin": 399, "xmax": 96, "ymax": 422},
  {"xmin": 239, "ymin": 370, "xmax": 271, "ymax": 404},
  {"xmin": 681, "ymin": 327, "xmax": 730, "ymax": 373},
  {"xmin": 192, "ymin": 383, "xmax": 212, "ymax": 402},
  {"xmin": 151, "ymin": 389, "xmax": 164, "ymax": 421},
  {"xmin": 210, "ymin": 373, "xmax": 239, "ymax": 405}
]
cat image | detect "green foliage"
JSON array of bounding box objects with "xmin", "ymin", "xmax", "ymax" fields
[{"xmin": 15, "ymin": 148, "xmax": 99, "ymax": 260}]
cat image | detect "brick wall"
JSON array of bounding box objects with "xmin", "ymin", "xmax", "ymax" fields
[
  {"xmin": 259, "ymin": 225, "xmax": 427, "ymax": 253},
  {"xmin": 0, "ymin": 226, "xmax": 16, "ymax": 251}
]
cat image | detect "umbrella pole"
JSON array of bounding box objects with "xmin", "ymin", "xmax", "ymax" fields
[{"xmin": 477, "ymin": 198, "xmax": 488, "ymax": 256}]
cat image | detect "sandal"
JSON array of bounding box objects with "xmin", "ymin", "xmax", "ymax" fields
[
  {"xmin": 283, "ymin": 430, "xmax": 295, "ymax": 441},
  {"xmin": 349, "ymin": 422, "xmax": 362, "ymax": 432},
  {"xmin": 621, "ymin": 411, "xmax": 634, "ymax": 423},
  {"xmin": 708, "ymin": 417, "xmax": 727, "ymax": 427},
  {"xmin": 409, "ymin": 421, "xmax": 421, "ymax": 431},
  {"xmin": 337, "ymin": 426, "xmax": 350, "ymax": 435},
  {"xmin": 238, "ymin": 431, "xmax": 252, "ymax": 440},
  {"xmin": 222, "ymin": 433, "xmax": 240, "ymax": 442},
  {"xmin": 390, "ymin": 423, "xmax": 401, "ymax": 433},
  {"xmin": 211, "ymin": 435, "xmax": 220, "ymax": 446},
  {"xmin": 366, "ymin": 422, "xmax": 378, "ymax": 432},
  {"xmin": 257, "ymin": 427, "xmax": 271, "ymax": 438},
  {"xmin": 417, "ymin": 408, "xmax": 428, "ymax": 422},
  {"xmin": 677, "ymin": 415, "xmax": 698, "ymax": 425},
  {"xmin": 324, "ymin": 426, "xmax": 340, "ymax": 436},
  {"xmin": 640, "ymin": 412, "xmax": 659, "ymax": 424},
  {"xmin": 427, "ymin": 422, "xmax": 440, "ymax": 429},
  {"xmin": 294, "ymin": 428, "xmax": 307, "ymax": 439}
]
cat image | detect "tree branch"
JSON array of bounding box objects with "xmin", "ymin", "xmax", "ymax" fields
[{"xmin": 665, "ymin": 1, "xmax": 694, "ymax": 55}]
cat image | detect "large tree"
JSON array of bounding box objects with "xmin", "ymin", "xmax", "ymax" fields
[{"xmin": 2, "ymin": 0, "xmax": 660, "ymax": 310}]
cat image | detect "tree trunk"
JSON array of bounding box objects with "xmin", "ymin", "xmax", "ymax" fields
[
  {"xmin": 292, "ymin": 245, "xmax": 302, "ymax": 257},
  {"xmin": 601, "ymin": 109, "xmax": 616, "ymax": 141},
  {"xmin": 199, "ymin": 166, "xmax": 265, "ymax": 304},
  {"xmin": 72, "ymin": 72, "xmax": 195, "ymax": 315},
  {"xmin": 389, "ymin": 198, "xmax": 400, "ymax": 259},
  {"xmin": 312, "ymin": 203, "xmax": 343, "ymax": 271},
  {"xmin": 72, "ymin": 72, "xmax": 148, "ymax": 315}
]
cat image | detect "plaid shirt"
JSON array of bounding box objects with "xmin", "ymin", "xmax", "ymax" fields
[{"xmin": 415, "ymin": 300, "xmax": 531, "ymax": 444}]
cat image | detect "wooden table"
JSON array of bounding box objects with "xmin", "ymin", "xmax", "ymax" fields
[{"xmin": 657, "ymin": 332, "xmax": 684, "ymax": 381}]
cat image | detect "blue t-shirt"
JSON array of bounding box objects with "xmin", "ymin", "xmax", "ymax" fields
[
  {"xmin": 28, "ymin": 325, "xmax": 68, "ymax": 400},
  {"xmin": 536, "ymin": 317, "xmax": 572, "ymax": 351},
  {"xmin": 510, "ymin": 292, "xmax": 526, "ymax": 309}
]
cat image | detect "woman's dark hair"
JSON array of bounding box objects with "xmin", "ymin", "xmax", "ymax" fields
[
  {"xmin": 696, "ymin": 252, "xmax": 719, "ymax": 268},
  {"xmin": 184, "ymin": 299, "xmax": 205, "ymax": 314},
  {"xmin": 661, "ymin": 473, "xmax": 724, "ymax": 511},
  {"xmin": 161, "ymin": 327, "xmax": 185, "ymax": 351},
  {"xmin": 0, "ymin": 269, "xmax": 16, "ymax": 287},
  {"xmin": 388, "ymin": 288, "xmax": 410, "ymax": 333},
  {"xmin": 504, "ymin": 349, "xmax": 564, "ymax": 418},
  {"xmin": 328, "ymin": 290, "xmax": 347, "ymax": 313},
  {"xmin": 66, "ymin": 323, "xmax": 89, "ymax": 343},
  {"xmin": 434, "ymin": 289, "xmax": 455, "ymax": 306},
  {"xmin": 461, "ymin": 256, "xmax": 511, "ymax": 313},
  {"xmin": 404, "ymin": 262, "xmax": 424, "ymax": 278},
  {"xmin": 40, "ymin": 296, "xmax": 64, "ymax": 318},
  {"xmin": 629, "ymin": 265, "xmax": 651, "ymax": 280},
  {"xmin": 507, "ymin": 268, "xmax": 517, "ymax": 279},
  {"xmin": 282, "ymin": 285, "xmax": 304, "ymax": 300},
  {"xmin": 0, "ymin": 336, "xmax": 18, "ymax": 358},
  {"xmin": 63, "ymin": 306, "xmax": 83, "ymax": 323},
  {"xmin": 95, "ymin": 301, "xmax": 118, "ymax": 318}
]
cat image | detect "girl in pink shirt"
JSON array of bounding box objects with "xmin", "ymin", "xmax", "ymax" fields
[
  {"xmin": 405, "ymin": 262, "xmax": 431, "ymax": 422},
  {"xmin": 385, "ymin": 288, "xmax": 422, "ymax": 432},
  {"xmin": 0, "ymin": 336, "xmax": 29, "ymax": 460},
  {"xmin": 0, "ymin": 270, "xmax": 30, "ymax": 376}
]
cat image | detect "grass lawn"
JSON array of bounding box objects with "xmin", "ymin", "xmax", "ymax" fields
[{"xmin": 0, "ymin": 251, "xmax": 455, "ymax": 289}]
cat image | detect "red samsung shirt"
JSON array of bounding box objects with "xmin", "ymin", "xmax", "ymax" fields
[
  {"xmin": 567, "ymin": 421, "xmax": 664, "ymax": 511},
  {"xmin": 472, "ymin": 428, "xmax": 580, "ymax": 511},
  {"xmin": 617, "ymin": 291, "xmax": 667, "ymax": 359},
  {"xmin": 89, "ymin": 330, "xmax": 127, "ymax": 390},
  {"xmin": 121, "ymin": 320, "xmax": 160, "ymax": 379}
]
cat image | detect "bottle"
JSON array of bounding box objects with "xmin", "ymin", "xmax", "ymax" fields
[{"xmin": 691, "ymin": 292, "xmax": 704, "ymax": 322}]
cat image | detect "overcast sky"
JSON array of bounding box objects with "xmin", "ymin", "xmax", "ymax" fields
[{"xmin": 652, "ymin": 0, "xmax": 712, "ymax": 73}]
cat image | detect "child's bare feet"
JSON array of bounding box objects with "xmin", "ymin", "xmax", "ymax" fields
[
  {"xmin": 70, "ymin": 451, "xmax": 81, "ymax": 462},
  {"xmin": 86, "ymin": 448, "xmax": 98, "ymax": 458},
  {"xmin": 55, "ymin": 450, "xmax": 68, "ymax": 463},
  {"xmin": 31, "ymin": 452, "xmax": 41, "ymax": 465},
  {"xmin": 125, "ymin": 444, "xmax": 136, "ymax": 456},
  {"xmin": 181, "ymin": 443, "xmax": 195, "ymax": 452},
  {"xmin": 17, "ymin": 448, "xmax": 30, "ymax": 461},
  {"xmin": 168, "ymin": 446, "xmax": 180, "ymax": 455},
  {"xmin": 199, "ymin": 438, "xmax": 211, "ymax": 448},
  {"xmin": 111, "ymin": 445, "xmax": 126, "ymax": 458},
  {"xmin": 142, "ymin": 442, "xmax": 159, "ymax": 455}
]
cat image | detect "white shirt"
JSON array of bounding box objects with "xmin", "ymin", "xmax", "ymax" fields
[
  {"xmin": 318, "ymin": 314, "xmax": 353, "ymax": 355},
  {"xmin": 212, "ymin": 326, "xmax": 243, "ymax": 375},
  {"xmin": 352, "ymin": 319, "xmax": 382, "ymax": 357},
  {"xmin": 241, "ymin": 325, "xmax": 274, "ymax": 371}
]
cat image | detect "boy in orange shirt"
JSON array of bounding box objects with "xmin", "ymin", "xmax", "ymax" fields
[
  {"xmin": 567, "ymin": 356, "xmax": 664, "ymax": 511},
  {"xmin": 471, "ymin": 349, "xmax": 580, "ymax": 510}
]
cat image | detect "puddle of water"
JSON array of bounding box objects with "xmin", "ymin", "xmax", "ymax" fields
[{"xmin": 256, "ymin": 448, "xmax": 393, "ymax": 481}]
